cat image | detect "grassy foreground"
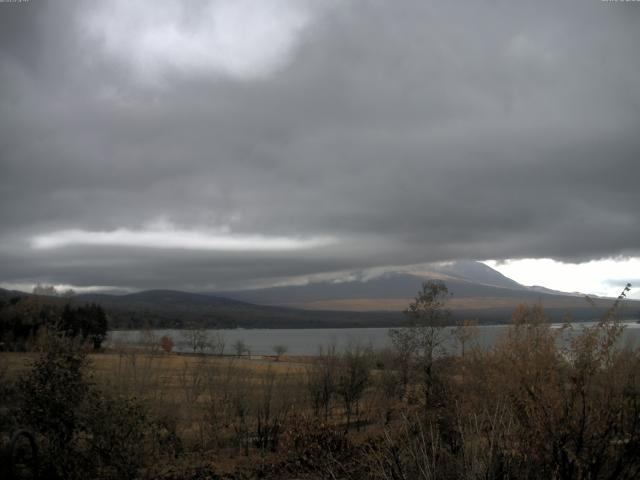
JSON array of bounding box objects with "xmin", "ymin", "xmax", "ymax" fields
[{"xmin": 3, "ymin": 302, "xmax": 640, "ymax": 479}]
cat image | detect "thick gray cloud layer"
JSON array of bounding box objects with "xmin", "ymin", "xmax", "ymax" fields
[{"xmin": 1, "ymin": 0, "xmax": 639, "ymax": 290}]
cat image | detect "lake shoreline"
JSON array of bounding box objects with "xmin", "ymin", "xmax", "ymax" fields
[{"xmin": 107, "ymin": 320, "xmax": 640, "ymax": 356}]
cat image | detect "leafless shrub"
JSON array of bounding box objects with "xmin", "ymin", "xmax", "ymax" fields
[
  {"xmin": 160, "ymin": 335, "xmax": 174, "ymax": 354},
  {"xmin": 181, "ymin": 327, "xmax": 210, "ymax": 354},
  {"xmin": 452, "ymin": 319, "xmax": 479, "ymax": 358},
  {"xmin": 254, "ymin": 366, "xmax": 292, "ymax": 452},
  {"xmin": 273, "ymin": 344, "xmax": 287, "ymax": 361},
  {"xmin": 210, "ymin": 330, "xmax": 226, "ymax": 355},
  {"xmin": 336, "ymin": 341, "xmax": 372, "ymax": 431},
  {"xmin": 363, "ymin": 413, "xmax": 446, "ymax": 480},
  {"xmin": 177, "ymin": 358, "xmax": 206, "ymax": 405},
  {"xmin": 306, "ymin": 344, "xmax": 339, "ymax": 420},
  {"xmin": 233, "ymin": 339, "xmax": 249, "ymax": 356},
  {"xmin": 200, "ymin": 358, "xmax": 238, "ymax": 450}
]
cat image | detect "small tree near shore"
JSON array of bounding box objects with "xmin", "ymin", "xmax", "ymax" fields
[
  {"xmin": 453, "ymin": 318, "xmax": 479, "ymax": 357},
  {"xmin": 389, "ymin": 280, "xmax": 450, "ymax": 405},
  {"xmin": 160, "ymin": 335, "xmax": 174, "ymax": 354},
  {"xmin": 234, "ymin": 339, "xmax": 248, "ymax": 356},
  {"xmin": 273, "ymin": 344, "xmax": 287, "ymax": 361},
  {"xmin": 181, "ymin": 327, "xmax": 210, "ymax": 354}
]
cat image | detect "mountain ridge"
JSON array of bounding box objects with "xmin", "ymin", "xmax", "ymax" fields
[
  {"xmin": 2, "ymin": 262, "xmax": 636, "ymax": 327},
  {"xmin": 218, "ymin": 261, "xmax": 587, "ymax": 309}
]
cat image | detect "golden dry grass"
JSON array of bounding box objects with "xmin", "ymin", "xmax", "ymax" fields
[
  {"xmin": 0, "ymin": 349, "xmax": 315, "ymax": 452},
  {"xmin": 1, "ymin": 349, "xmax": 309, "ymax": 410},
  {"xmin": 92, "ymin": 350, "xmax": 308, "ymax": 375},
  {"xmin": 0, "ymin": 350, "xmax": 306, "ymax": 377},
  {"xmin": 278, "ymin": 295, "xmax": 615, "ymax": 311}
]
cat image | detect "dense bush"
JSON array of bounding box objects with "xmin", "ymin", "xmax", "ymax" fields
[
  {"xmin": 16, "ymin": 332, "xmax": 160, "ymax": 480},
  {"xmin": 361, "ymin": 300, "xmax": 640, "ymax": 480}
]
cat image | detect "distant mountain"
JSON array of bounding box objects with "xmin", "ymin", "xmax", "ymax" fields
[
  {"xmin": 222, "ymin": 273, "xmax": 534, "ymax": 306},
  {"xmin": 434, "ymin": 260, "xmax": 524, "ymax": 290},
  {"xmin": 219, "ymin": 261, "xmax": 632, "ymax": 319},
  {"xmin": 219, "ymin": 261, "xmax": 528, "ymax": 307},
  {"xmin": 3, "ymin": 261, "xmax": 638, "ymax": 329},
  {"xmin": 527, "ymin": 285, "xmax": 584, "ymax": 297},
  {"xmin": 2, "ymin": 287, "xmax": 400, "ymax": 329},
  {"xmin": 74, "ymin": 289, "xmax": 401, "ymax": 329},
  {"xmin": 80, "ymin": 289, "xmax": 255, "ymax": 309}
]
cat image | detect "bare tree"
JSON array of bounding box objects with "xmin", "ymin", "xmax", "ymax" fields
[
  {"xmin": 273, "ymin": 344, "xmax": 287, "ymax": 361},
  {"xmin": 177, "ymin": 358, "xmax": 206, "ymax": 405},
  {"xmin": 388, "ymin": 326, "xmax": 416, "ymax": 398},
  {"xmin": 229, "ymin": 372, "xmax": 251, "ymax": 455},
  {"xmin": 452, "ymin": 318, "xmax": 479, "ymax": 358},
  {"xmin": 233, "ymin": 339, "xmax": 248, "ymax": 356},
  {"xmin": 160, "ymin": 335, "xmax": 174, "ymax": 354},
  {"xmin": 210, "ymin": 330, "xmax": 226, "ymax": 355},
  {"xmin": 255, "ymin": 367, "xmax": 291, "ymax": 452},
  {"xmin": 306, "ymin": 344, "xmax": 339, "ymax": 420},
  {"xmin": 389, "ymin": 281, "xmax": 450, "ymax": 405},
  {"xmin": 181, "ymin": 327, "xmax": 210, "ymax": 354},
  {"xmin": 138, "ymin": 326, "xmax": 159, "ymax": 354},
  {"xmin": 336, "ymin": 342, "xmax": 371, "ymax": 431}
]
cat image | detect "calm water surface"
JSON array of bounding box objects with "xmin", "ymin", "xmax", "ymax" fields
[{"xmin": 108, "ymin": 322, "xmax": 640, "ymax": 356}]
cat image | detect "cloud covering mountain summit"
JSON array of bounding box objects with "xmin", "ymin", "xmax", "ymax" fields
[{"xmin": 1, "ymin": 0, "xmax": 639, "ymax": 291}]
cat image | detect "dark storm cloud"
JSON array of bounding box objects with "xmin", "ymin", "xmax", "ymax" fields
[{"xmin": 1, "ymin": 0, "xmax": 639, "ymax": 290}]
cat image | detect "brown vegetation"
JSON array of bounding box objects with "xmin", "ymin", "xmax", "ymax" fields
[{"xmin": 1, "ymin": 282, "xmax": 639, "ymax": 479}]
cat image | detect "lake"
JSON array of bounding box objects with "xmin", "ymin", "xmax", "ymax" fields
[{"xmin": 108, "ymin": 321, "xmax": 640, "ymax": 356}]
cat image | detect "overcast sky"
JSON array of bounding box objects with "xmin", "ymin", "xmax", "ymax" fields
[{"xmin": 1, "ymin": 0, "xmax": 639, "ymax": 296}]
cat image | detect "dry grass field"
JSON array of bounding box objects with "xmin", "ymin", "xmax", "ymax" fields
[
  {"xmin": 1, "ymin": 350, "xmax": 306, "ymax": 379},
  {"xmin": 280, "ymin": 295, "xmax": 616, "ymax": 312},
  {"xmin": 0, "ymin": 347, "xmax": 326, "ymax": 477},
  {"xmin": 4, "ymin": 298, "xmax": 640, "ymax": 479}
]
